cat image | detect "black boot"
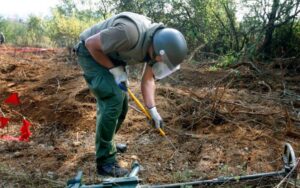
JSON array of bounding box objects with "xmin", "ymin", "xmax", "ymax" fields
[
  {"xmin": 97, "ymin": 162, "xmax": 129, "ymax": 177},
  {"xmin": 116, "ymin": 143, "xmax": 127, "ymax": 153}
]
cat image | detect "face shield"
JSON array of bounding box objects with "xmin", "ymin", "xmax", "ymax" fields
[{"xmin": 152, "ymin": 50, "xmax": 181, "ymax": 80}]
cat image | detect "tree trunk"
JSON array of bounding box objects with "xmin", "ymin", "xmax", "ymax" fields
[
  {"xmin": 259, "ymin": 0, "xmax": 280, "ymax": 56},
  {"xmin": 223, "ymin": 3, "xmax": 240, "ymax": 52}
]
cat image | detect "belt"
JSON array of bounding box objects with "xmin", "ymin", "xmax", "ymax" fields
[{"xmin": 73, "ymin": 40, "xmax": 85, "ymax": 54}]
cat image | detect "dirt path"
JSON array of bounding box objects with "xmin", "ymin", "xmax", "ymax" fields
[{"xmin": 0, "ymin": 46, "xmax": 299, "ymax": 187}]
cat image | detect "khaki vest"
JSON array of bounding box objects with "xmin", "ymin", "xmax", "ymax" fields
[{"xmin": 79, "ymin": 12, "xmax": 164, "ymax": 65}]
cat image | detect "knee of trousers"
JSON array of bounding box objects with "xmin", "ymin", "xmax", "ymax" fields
[{"xmin": 100, "ymin": 93, "xmax": 125, "ymax": 120}]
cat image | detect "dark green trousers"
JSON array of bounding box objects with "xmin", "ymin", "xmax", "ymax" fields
[{"xmin": 76, "ymin": 42, "xmax": 128, "ymax": 165}]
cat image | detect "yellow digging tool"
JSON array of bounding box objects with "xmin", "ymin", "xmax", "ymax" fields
[{"xmin": 127, "ymin": 88, "xmax": 166, "ymax": 137}]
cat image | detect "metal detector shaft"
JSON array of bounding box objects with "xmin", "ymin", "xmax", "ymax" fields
[
  {"xmin": 128, "ymin": 161, "xmax": 140, "ymax": 177},
  {"xmin": 67, "ymin": 167, "xmax": 289, "ymax": 188},
  {"xmin": 142, "ymin": 170, "xmax": 287, "ymax": 188}
]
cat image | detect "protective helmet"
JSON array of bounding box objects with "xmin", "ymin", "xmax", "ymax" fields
[{"xmin": 152, "ymin": 28, "xmax": 188, "ymax": 80}]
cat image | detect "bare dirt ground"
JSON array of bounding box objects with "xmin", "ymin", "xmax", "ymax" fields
[{"xmin": 0, "ymin": 45, "xmax": 299, "ymax": 187}]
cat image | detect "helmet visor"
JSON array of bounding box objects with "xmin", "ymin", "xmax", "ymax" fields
[
  {"xmin": 152, "ymin": 62, "xmax": 180, "ymax": 80},
  {"xmin": 159, "ymin": 50, "xmax": 175, "ymax": 69}
]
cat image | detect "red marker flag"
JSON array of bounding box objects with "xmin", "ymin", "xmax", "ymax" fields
[
  {"xmin": 4, "ymin": 93, "xmax": 21, "ymax": 106},
  {"xmin": 19, "ymin": 118, "xmax": 31, "ymax": 142},
  {"xmin": 0, "ymin": 117, "xmax": 10, "ymax": 128}
]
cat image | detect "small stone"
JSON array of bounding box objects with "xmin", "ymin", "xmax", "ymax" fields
[
  {"xmin": 47, "ymin": 171, "xmax": 54, "ymax": 179},
  {"xmin": 47, "ymin": 171, "xmax": 58, "ymax": 179},
  {"xmin": 7, "ymin": 83, "xmax": 14, "ymax": 87},
  {"xmin": 72, "ymin": 141, "xmax": 81, "ymax": 146},
  {"xmin": 29, "ymin": 141, "xmax": 35, "ymax": 146},
  {"xmin": 13, "ymin": 151, "xmax": 23, "ymax": 158},
  {"xmin": 131, "ymin": 155, "xmax": 139, "ymax": 160},
  {"xmin": 139, "ymin": 165, "xmax": 145, "ymax": 171},
  {"xmin": 48, "ymin": 146, "xmax": 54, "ymax": 150},
  {"xmin": 119, "ymin": 160, "xmax": 129, "ymax": 168}
]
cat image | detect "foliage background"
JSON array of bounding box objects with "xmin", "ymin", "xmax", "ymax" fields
[{"xmin": 0, "ymin": 0, "xmax": 299, "ymax": 61}]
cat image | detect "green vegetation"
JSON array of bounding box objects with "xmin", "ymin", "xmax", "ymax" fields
[
  {"xmin": 209, "ymin": 52, "xmax": 238, "ymax": 70},
  {"xmin": 0, "ymin": 0, "xmax": 299, "ymax": 61},
  {"xmin": 171, "ymin": 169, "xmax": 194, "ymax": 182}
]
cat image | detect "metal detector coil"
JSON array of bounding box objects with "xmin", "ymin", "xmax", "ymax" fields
[{"xmin": 283, "ymin": 143, "xmax": 297, "ymax": 177}]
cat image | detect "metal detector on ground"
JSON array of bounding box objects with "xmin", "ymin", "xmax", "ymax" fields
[{"xmin": 67, "ymin": 143, "xmax": 298, "ymax": 188}]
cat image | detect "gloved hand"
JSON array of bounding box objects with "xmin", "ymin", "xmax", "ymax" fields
[
  {"xmin": 109, "ymin": 66, "xmax": 128, "ymax": 91},
  {"xmin": 148, "ymin": 107, "xmax": 164, "ymax": 129}
]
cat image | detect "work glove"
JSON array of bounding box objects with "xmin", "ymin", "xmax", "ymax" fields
[
  {"xmin": 109, "ymin": 66, "xmax": 128, "ymax": 91},
  {"xmin": 148, "ymin": 107, "xmax": 164, "ymax": 129}
]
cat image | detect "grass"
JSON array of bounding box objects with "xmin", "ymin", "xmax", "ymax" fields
[
  {"xmin": 0, "ymin": 163, "xmax": 65, "ymax": 188},
  {"xmin": 171, "ymin": 169, "xmax": 194, "ymax": 182}
]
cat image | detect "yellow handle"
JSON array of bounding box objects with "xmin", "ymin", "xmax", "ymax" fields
[
  {"xmin": 127, "ymin": 88, "xmax": 166, "ymax": 136},
  {"xmin": 127, "ymin": 89, "xmax": 151, "ymax": 119},
  {"xmin": 158, "ymin": 128, "xmax": 166, "ymax": 136}
]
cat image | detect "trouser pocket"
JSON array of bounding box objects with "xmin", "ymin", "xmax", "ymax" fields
[{"xmin": 84, "ymin": 74, "xmax": 115, "ymax": 100}]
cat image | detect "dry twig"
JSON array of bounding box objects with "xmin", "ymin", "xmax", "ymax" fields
[
  {"xmin": 186, "ymin": 44, "xmax": 205, "ymax": 63},
  {"xmin": 274, "ymin": 158, "xmax": 300, "ymax": 188}
]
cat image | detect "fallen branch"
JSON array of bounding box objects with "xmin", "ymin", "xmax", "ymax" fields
[
  {"xmin": 286, "ymin": 130, "xmax": 300, "ymax": 139},
  {"xmin": 274, "ymin": 158, "xmax": 300, "ymax": 188},
  {"xmin": 186, "ymin": 44, "xmax": 205, "ymax": 63},
  {"xmin": 230, "ymin": 61, "xmax": 262, "ymax": 74},
  {"xmin": 55, "ymin": 78, "xmax": 60, "ymax": 94},
  {"xmin": 129, "ymin": 104, "xmax": 143, "ymax": 114},
  {"xmin": 41, "ymin": 178, "xmax": 65, "ymax": 186},
  {"xmin": 226, "ymin": 111, "xmax": 282, "ymax": 116},
  {"xmin": 258, "ymin": 81, "xmax": 272, "ymax": 95},
  {"xmin": 0, "ymin": 107, "xmax": 5, "ymax": 116},
  {"xmin": 286, "ymin": 180, "xmax": 300, "ymax": 188}
]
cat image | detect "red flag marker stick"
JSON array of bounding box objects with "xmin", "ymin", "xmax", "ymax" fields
[
  {"xmin": 0, "ymin": 108, "xmax": 9, "ymax": 133},
  {"xmin": 0, "ymin": 107, "xmax": 5, "ymax": 116}
]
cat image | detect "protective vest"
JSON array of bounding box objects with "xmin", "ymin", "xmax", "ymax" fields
[{"xmin": 79, "ymin": 12, "xmax": 164, "ymax": 65}]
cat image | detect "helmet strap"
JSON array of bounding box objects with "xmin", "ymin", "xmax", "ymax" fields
[
  {"xmin": 151, "ymin": 48, "xmax": 157, "ymax": 60},
  {"xmin": 147, "ymin": 45, "xmax": 158, "ymax": 67},
  {"xmin": 148, "ymin": 59, "xmax": 156, "ymax": 67}
]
